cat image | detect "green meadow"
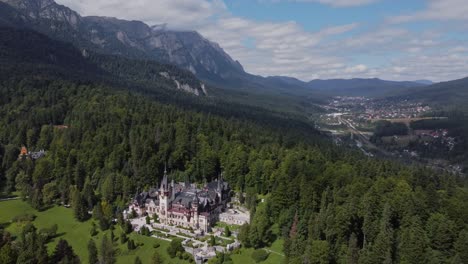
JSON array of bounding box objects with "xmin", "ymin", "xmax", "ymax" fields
[
  {"xmin": 230, "ymin": 239, "xmax": 285, "ymax": 264},
  {"xmin": 0, "ymin": 199, "xmax": 285, "ymax": 263},
  {"xmin": 0, "ymin": 199, "xmax": 187, "ymax": 264}
]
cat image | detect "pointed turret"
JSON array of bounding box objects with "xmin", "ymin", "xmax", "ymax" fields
[
  {"xmin": 192, "ymin": 190, "xmax": 199, "ymax": 206},
  {"xmin": 170, "ymin": 173, "xmax": 175, "ymax": 201},
  {"xmin": 184, "ymin": 175, "xmax": 190, "ymax": 188},
  {"xmin": 160, "ymin": 165, "xmax": 168, "ymax": 192},
  {"xmin": 217, "ymin": 172, "xmax": 224, "ymax": 191}
]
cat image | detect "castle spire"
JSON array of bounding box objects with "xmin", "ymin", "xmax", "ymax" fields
[
  {"xmin": 217, "ymin": 172, "xmax": 224, "ymax": 191},
  {"xmin": 160, "ymin": 164, "xmax": 168, "ymax": 192},
  {"xmin": 192, "ymin": 189, "xmax": 199, "ymax": 208}
]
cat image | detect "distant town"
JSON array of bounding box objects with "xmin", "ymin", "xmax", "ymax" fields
[{"xmin": 317, "ymin": 96, "xmax": 464, "ymax": 175}]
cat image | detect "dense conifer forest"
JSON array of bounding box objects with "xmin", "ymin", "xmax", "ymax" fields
[
  {"xmin": 0, "ymin": 73, "xmax": 467, "ymax": 263},
  {"xmin": 0, "ymin": 25, "xmax": 467, "ymax": 264}
]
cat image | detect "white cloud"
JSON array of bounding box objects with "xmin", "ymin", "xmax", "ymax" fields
[
  {"xmin": 296, "ymin": 0, "xmax": 377, "ymax": 7},
  {"xmin": 55, "ymin": 0, "xmax": 468, "ymax": 82},
  {"xmin": 198, "ymin": 18, "xmax": 359, "ymax": 80},
  {"xmin": 389, "ymin": 0, "xmax": 468, "ymax": 23},
  {"xmin": 263, "ymin": 0, "xmax": 379, "ymax": 7},
  {"xmin": 345, "ymin": 64, "xmax": 368, "ymax": 73},
  {"xmin": 57, "ymin": 0, "xmax": 227, "ymax": 29}
]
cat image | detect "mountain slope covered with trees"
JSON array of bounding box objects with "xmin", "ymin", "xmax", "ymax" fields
[
  {"xmin": 0, "ymin": 56, "xmax": 467, "ymax": 264},
  {"xmin": 0, "ymin": 3, "xmax": 467, "ymax": 264}
]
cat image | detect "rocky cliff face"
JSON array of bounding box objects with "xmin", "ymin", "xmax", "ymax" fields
[
  {"xmin": 0, "ymin": 0, "xmax": 245, "ymax": 84},
  {"xmin": 3, "ymin": 0, "xmax": 80, "ymax": 27}
]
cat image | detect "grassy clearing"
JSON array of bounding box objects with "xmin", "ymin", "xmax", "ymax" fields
[
  {"xmin": 266, "ymin": 238, "xmax": 284, "ymax": 254},
  {"xmin": 230, "ymin": 246, "xmax": 285, "ymax": 264},
  {"xmin": 213, "ymin": 221, "xmax": 241, "ymax": 232},
  {"xmin": 0, "ymin": 199, "xmax": 189, "ymax": 264},
  {"xmin": 0, "ymin": 199, "xmax": 285, "ymax": 263}
]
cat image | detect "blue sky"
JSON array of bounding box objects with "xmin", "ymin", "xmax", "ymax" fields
[
  {"xmin": 58, "ymin": 0, "xmax": 468, "ymax": 82},
  {"xmin": 227, "ymin": 0, "xmax": 425, "ymax": 31}
]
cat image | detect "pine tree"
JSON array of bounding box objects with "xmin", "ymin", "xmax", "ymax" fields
[
  {"xmin": 371, "ymin": 203, "xmax": 393, "ymax": 264},
  {"xmin": 120, "ymin": 233, "xmax": 127, "ymax": 244},
  {"xmin": 306, "ymin": 240, "xmax": 330, "ymax": 264},
  {"xmin": 346, "ymin": 233, "xmax": 359, "ymax": 264},
  {"xmin": 209, "ymin": 235, "xmax": 216, "ymax": 246},
  {"xmin": 100, "ymin": 235, "xmax": 116, "ymax": 264},
  {"xmin": 72, "ymin": 187, "xmax": 89, "ymax": 221},
  {"xmin": 152, "ymin": 251, "xmax": 164, "ymax": 264},
  {"xmin": 238, "ymin": 223, "xmax": 251, "ymax": 248},
  {"xmin": 399, "ymin": 216, "xmax": 428, "ymax": 264},
  {"xmin": 50, "ymin": 239, "xmax": 80, "ymax": 264},
  {"xmin": 0, "ymin": 243, "xmax": 17, "ymax": 264},
  {"xmin": 224, "ymin": 226, "xmax": 231, "ymax": 237},
  {"xmin": 16, "ymin": 224, "xmax": 48, "ymax": 264},
  {"xmin": 454, "ymin": 229, "xmax": 468, "ymax": 262},
  {"xmin": 134, "ymin": 256, "xmax": 143, "ymax": 264},
  {"xmin": 426, "ymin": 213, "xmax": 456, "ymax": 253},
  {"xmin": 88, "ymin": 239, "xmax": 98, "ymax": 264}
]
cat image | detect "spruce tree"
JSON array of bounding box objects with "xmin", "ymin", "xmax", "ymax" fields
[
  {"xmin": 152, "ymin": 251, "xmax": 164, "ymax": 264},
  {"xmin": 50, "ymin": 239, "xmax": 80, "ymax": 264},
  {"xmin": 134, "ymin": 256, "xmax": 143, "ymax": 264},
  {"xmin": 72, "ymin": 187, "xmax": 88, "ymax": 221},
  {"xmin": 372, "ymin": 203, "xmax": 393, "ymax": 264},
  {"xmin": 88, "ymin": 239, "xmax": 98, "ymax": 264},
  {"xmin": 454, "ymin": 229, "xmax": 468, "ymax": 262},
  {"xmin": 399, "ymin": 216, "xmax": 428, "ymax": 264},
  {"xmin": 346, "ymin": 233, "xmax": 359, "ymax": 264},
  {"xmin": 100, "ymin": 235, "xmax": 116, "ymax": 264}
]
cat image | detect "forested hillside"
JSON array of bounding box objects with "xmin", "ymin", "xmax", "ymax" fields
[
  {"xmin": 391, "ymin": 76, "xmax": 468, "ymax": 113},
  {"xmin": 0, "ymin": 70, "xmax": 467, "ymax": 263},
  {"xmin": 0, "ymin": 14, "xmax": 467, "ymax": 264}
]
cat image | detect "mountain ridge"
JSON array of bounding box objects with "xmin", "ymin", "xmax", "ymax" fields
[
  {"xmin": 0, "ymin": 0, "xmax": 245, "ymax": 82},
  {"xmin": 0, "ymin": 0, "xmax": 431, "ymax": 99}
]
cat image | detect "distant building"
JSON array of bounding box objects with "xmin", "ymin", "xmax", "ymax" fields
[
  {"xmin": 219, "ymin": 209, "xmax": 250, "ymax": 225},
  {"xmin": 126, "ymin": 170, "xmax": 239, "ymax": 232},
  {"xmin": 18, "ymin": 146, "xmax": 28, "ymax": 159},
  {"xmin": 53, "ymin": 125, "xmax": 69, "ymax": 130},
  {"xmin": 18, "ymin": 146, "xmax": 46, "ymax": 160}
]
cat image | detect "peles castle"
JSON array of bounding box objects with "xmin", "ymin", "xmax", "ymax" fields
[{"xmin": 126, "ymin": 169, "xmax": 246, "ymax": 232}]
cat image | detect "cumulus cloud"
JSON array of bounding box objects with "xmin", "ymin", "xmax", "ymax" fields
[
  {"xmin": 57, "ymin": 0, "xmax": 227, "ymax": 29},
  {"xmin": 389, "ymin": 0, "xmax": 468, "ymax": 23},
  {"xmin": 55, "ymin": 0, "xmax": 468, "ymax": 82},
  {"xmin": 199, "ymin": 18, "xmax": 360, "ymax": 80},
  {"xmin": 263, "ymin": 0, "xmax": 379, "ymax": 7}
]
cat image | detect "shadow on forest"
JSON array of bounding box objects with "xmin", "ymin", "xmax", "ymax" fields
[
  {"xmin": 53, "ymin": 232, "xmax": 66, "ymax": 239},
  {"xmin": 0, "ymin": 222, "xmax": 12, "ymax": 229},
  {"xmin": 38, "ymin": 205, "xmax": 54, "ymax": 211}
]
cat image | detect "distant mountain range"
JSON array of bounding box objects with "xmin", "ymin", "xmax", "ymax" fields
[
  {"xmin": 0, "ymin": 0, "xmax": 435, "ymax": 100},
  {"xmin": 265, "ymin": 76, "xmax": 429, "ymax": 97},
  {"xmin": 414, "ymin": 80, "xmax": 434, "ymax": 85},
  {"xmin": 392, "ymin": 77, "xmax": 468, "ymax": 109}
]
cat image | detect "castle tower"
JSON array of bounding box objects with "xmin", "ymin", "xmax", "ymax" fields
[
  {"xmin": 192, "ymin": 191, "xmax": 199, "ymax": 228},
  {"xmin": 159, "ymin": 167, "xmax": 169, "ymax": 223},
  {"xmin": 160, "ymin": 165, "xmax": 168, "ymax": 193},
  {"xmin": 216, "ymin": 172, "xmax": 223, "ymax": 200},
  {"xmin": 170, "ymin": 176, "xmax": 175, "ymax": 201}
]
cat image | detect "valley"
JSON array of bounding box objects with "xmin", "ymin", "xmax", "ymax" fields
[
  {"xmin": 317, "ymin": 96, "xmax": 466, "ymax": 175},
  {"xmin": 1, "ymin": 1, "xmax": 468, "ymax": 264}
]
